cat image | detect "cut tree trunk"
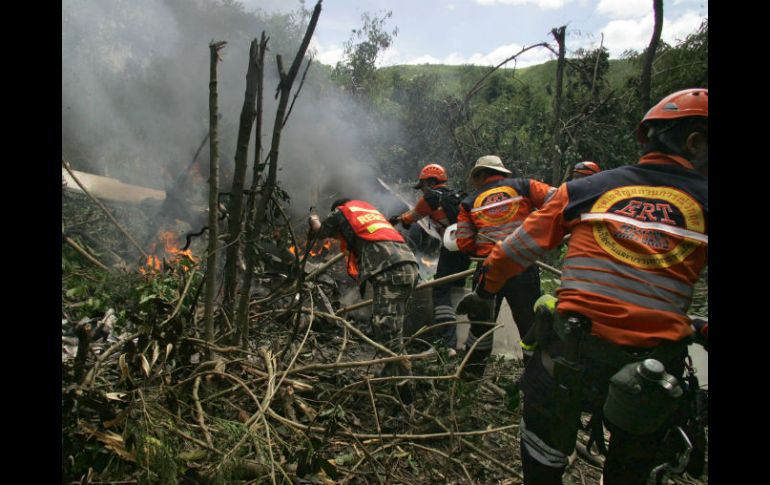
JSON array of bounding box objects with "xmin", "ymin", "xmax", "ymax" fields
[
  {"xmin": 204, "ymin": 41, "xmax": 227, "ymax": 346},
  {"xmin": 550, "ymin": 25, "xmax": 566, "ymax": 186},
  {"xmin": 236, "ymin": 32, "xmax": 269, "ymax": 348},
  {"xmin": 223, "ymin": 39, "xmax": 261, "ymax": 319}
]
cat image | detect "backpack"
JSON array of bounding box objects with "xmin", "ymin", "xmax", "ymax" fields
[{"xmin": 428, "ymin": 187, "xmax": 465, "ymax": 224}]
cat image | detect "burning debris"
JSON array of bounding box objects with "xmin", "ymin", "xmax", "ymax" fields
[
  {"xmin": 140, "ymin": 230, "xmax": 199, "ymax": 274},
  {"xmin": 288, "ymin": 238, "xmax": 335, "ymax": 258}
]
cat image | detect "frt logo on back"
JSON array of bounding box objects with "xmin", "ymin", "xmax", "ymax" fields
[
  {"xmin": 613, "ymin": 200, "xmax": 677, "ymax": 225},
  {"xmin": 583, "ymin": 186, "xmax": 706, "ymax": 269}
]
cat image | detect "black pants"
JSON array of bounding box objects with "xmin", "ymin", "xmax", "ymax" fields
[
  {"xmin": 519, "ymin": 339, "xmax": 688, "ymax": 485},
  {"xmin": 432, "ymin": 247, "xmax": 470, "ymax": 347},
  {"xmin": 466, "ymin": 264, "xmax": 541, "ymax": 349},
  {"xmin": 463, "ymin": 264, "xmax": 541, "ymax": 376}
]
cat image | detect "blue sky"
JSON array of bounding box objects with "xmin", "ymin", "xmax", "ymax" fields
[{"xmin": 241, "ymin": 0, "xmax": 708, "ymax": 67}]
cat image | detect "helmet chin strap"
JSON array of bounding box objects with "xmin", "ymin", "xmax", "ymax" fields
[
  {"xmin": 660, "ymin": 133, "xmax": 690, "ymax": 159},
  {"xmin": 649, "ymin": 123, "xmax": 690, "ymax": 160}
]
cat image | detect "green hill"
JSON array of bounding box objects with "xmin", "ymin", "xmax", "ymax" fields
[{"xmin": 377, "ymin": 57, "xmax": 638, "ymax": 102}]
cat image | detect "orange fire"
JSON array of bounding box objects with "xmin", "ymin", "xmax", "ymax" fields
[
  {"xmin": 288, "ymin": 239, "xmax": 335, "ymax": 258},
  {"xmin": 310, "ymin": 240, "xmax": 333, "ymax": 257},
  {"xmin": 140, "ymin": 231, "xmax": 199, "ymax": 274}
]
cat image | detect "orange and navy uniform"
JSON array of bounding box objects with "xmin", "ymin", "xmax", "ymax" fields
[
  {"xmin": 456, "ymin": 175, "xmax": 556, "ymax": 257},
  {"xmin": 318, "ymin": 200, "xmax": 415, "ymax": 281},
  {"xmin": 479, "ymin": 152, "xmax": 708, "ymax": 348},
  {"xmin": 399, "ymin": 184, "xmax": 452, "ymax": 234}
]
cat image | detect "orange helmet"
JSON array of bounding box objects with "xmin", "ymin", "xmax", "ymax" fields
[
  {"xmin": 637, "ymin": 88, "xmax": 708, "ymax": 143},
  {"xmin": 414, "ymin": 163, "xmax": 448, "ymax": 188},
  {"xmin": 573, "ymin": 161, "xmax": 601, "ymax": 176}
]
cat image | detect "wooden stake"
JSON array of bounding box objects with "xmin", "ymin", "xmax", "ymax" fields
[{"xmin": 204, "ymin": 41, "xmax": 227, "ymax": 346}]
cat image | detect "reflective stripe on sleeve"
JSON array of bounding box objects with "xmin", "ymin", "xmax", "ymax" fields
[
  {"xmin": 544, "ymin": 187, "xmax": 557, "ymax": 204},
  {"xmin": 500, "ymin": 226, "xmax": 547, "ymax": 267}
]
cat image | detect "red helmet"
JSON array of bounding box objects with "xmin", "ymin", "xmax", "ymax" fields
[
  {"xmin": 414, "ymin": 163, "xmax": 448, "ymax": 188},
  {"xmin": 637, "ymin": 88, "xmax": 708, "ymax": 143},
  {"xmin": 573, "ymin": 161, "xmax": 601, "ymax": 176}
]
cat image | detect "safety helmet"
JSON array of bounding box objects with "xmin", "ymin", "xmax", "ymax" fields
[
  {"xmin": 637, "ymin": 88, "xmax": 708, "ymax": 143},
  {"xmin": 573, "ymin": 161, "xmax": 601, "ymax": 176},
  {"xmin": 414, "ymin": 163, "xmax": 448, "ymax": 188}
]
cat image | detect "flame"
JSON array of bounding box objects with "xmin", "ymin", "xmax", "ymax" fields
[
  {"xmin": 159, "ymin": 231, "xmax": 197, "ymax": 262},
  {"xmin": 420, "ymin": 256, "xmax": 437, "ymax": 267},
  {"xmin": 140, "ymin": 230, "xmax": 198, "ymax": 274},
  {"xmin": 288, "ymin": 239, "xmax": 335, "ymax": 258},
  {"xmin": 309, "ymin": 239, "xmax": 333, "ymax": 257}
]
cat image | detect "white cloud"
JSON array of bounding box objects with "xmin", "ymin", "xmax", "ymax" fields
[
  {"xmin": 401, "ymin": 42, "xmax": 554, "ymax": 67},
  {"xmin": 662, "ymin": 10, "xmax": 705, "ymax": 44},
  {"xmin": 474, "ymin": 0, "xmax": 573, "ymax": 10},
  {"xmin": 596, "ymin": 0, "xmax": 652, "ymax": 19},
  {"xmin": 377, "ymin": 47, "xmax": 402, "ymax": 67},
  {"xmin": 309, "ymin": 37, "xmax": 344, "ymax": 66},
  {"xmin": 448, "ymin": 4, "xmax": 456, "ymax": 11},
  {"xmin": 601, "ymin": 10, "xmax": 707, "ymax": 57},
  {"xmin": 405, "ymin": 54, "xmax": 443, "ymax": 65}
]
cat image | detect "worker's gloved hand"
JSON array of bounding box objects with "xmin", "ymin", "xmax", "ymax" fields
[
  {"xmin": 457, "ymin": 290, "xmax": 495, "ymax": 321},
  {"xmin": 691, "ymin": 318, "xmax": 708, "ymax": 351},
  {"xmin": 388, "ymin": 215, "xmax": 401, "ymax": 226}
]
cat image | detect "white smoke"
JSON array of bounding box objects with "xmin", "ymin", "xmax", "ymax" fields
[{"xmin": 62, "ymin": 0, "xmax": 405, "ymax": 224}]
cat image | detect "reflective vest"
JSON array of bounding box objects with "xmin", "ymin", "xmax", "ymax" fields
[
  {"xmin": 337, "ymin": 200, "xmax": 405, "ymax": 279},
  {"xmin": 457, "ymin": 176, "xmax": 555, "ymax": 256}
]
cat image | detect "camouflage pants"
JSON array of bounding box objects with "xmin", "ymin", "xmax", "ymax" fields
[{"xmin": 369, "ymin": 262, "xmax": 419, "ymax": 353}]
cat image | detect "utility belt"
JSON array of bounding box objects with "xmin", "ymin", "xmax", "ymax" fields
[
  {"xmin": 537, "ymin": 310, "xmax": 687, "ymax": 454},
  {"xmin": 550, "ymin": 312, "xmax": 689, "ymax": 370}
]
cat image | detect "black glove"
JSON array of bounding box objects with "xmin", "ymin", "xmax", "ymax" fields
[
  {"xmin": 388, "ymin": 215, "xmax": 401, "ymax": 226},
  {"xmin": 691, "ymin": 318, "xmax": 708, "ymax": 351},
  {"xmin": 456, "ymin": 291, "xmax": 495, "ymax": 321}
]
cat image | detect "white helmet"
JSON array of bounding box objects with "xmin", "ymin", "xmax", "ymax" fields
[{"xmin": 443, "ymin": 223, "xmax": 459, "ymax": 251}]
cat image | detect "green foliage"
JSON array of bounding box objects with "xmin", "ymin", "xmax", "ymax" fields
[
  {"xmin": 132, "ymin": 263, "xmax": 202, "ymax": 327},
  {"xmin": 62, "ymin": 244, "xmax": 133, "ymax": 322},
  {"xmin": 134, "ymin": 432, "xmax": 180, "ymax": 485}
]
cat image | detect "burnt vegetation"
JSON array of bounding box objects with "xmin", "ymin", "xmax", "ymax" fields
[{"xmin": 62, "ymin": 1, "xmax": 707, "ymax": 483}]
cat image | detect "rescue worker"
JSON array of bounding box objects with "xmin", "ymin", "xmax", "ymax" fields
[
  {"xmin": 309, "ymin": 198, "xmax": 419, "ymax": 401},
  {"xmin": 455, "ymin": 155, "xmax": 556, "ymax": 376},
  {"xmin": 464, "ymin": 89, "xmax": 708, "ymax": 484},
  {"xmin": 390, "ymin": 163, "xmax": 469, "ymax": 352},
  {"xmin": 569, "ymin": 160, "xmax": 601, "ymax": 180}
]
